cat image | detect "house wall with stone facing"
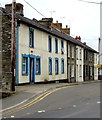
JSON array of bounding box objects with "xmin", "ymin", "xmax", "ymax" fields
[
  {"xmin": 83, "ymin": 48, "xmax": 94, "ymax": 81},
  {"xmin": 1, "ymin": 12, "xmax": 12, "ymax": 92},
  {"xmin": 67, "ymin": 42, "xmax": 76, "ymax": 83},
  {"xmin": 0, "ymin": 11, "xmax": 2, "ymax": 90}
]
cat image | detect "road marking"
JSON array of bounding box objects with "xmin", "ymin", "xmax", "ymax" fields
[
  {"xmin": 11, "ymin": 116, "xmax": 15, "ymax": 118},
  {"xmin": 38, "ymin": 110, "xmax": 45, "ymax": 113},
  {"xmin": 73, "ymin": 105, "xmax": 77, "ymax": 108},
  {"xmin": 3, "ymin": 117, "xmax": 6, "ymax": 119},
  {"xmin": 2, "ymin": 85, "xmax": 75, "ymax": 116},
  {"xmin": 97, "ymin": 101, "xmax": 101, "ymax": 104},
  {"xmin": 58, "ymin": 107, "xmax": 62, "ymax": 110},
  {"xmin": 0, "ymin": 99, "xmax": 28, "ymax": 112},
  {"xmin": 26, "ymin": 113, "xmax": 30, "ymax": 115}
]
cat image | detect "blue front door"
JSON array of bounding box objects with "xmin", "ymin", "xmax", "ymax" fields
[{"xmin": 30, "ymin": 58, "xmax": 35, "ymax": 83}]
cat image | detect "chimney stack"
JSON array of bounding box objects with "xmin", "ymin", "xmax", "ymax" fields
[
  {"xmin": 75, "ymin": 36, "xmax": 81, "ymax": 41},
  {"xmin": 38, "ymin": 18, "xmax": 53, "ymax": 28},
  {"xmin": 5, "ymin": 3, "xmax": 24, "ymax": 16},
  {"xmin": 61, "ymin": 25, "xmax": 70, "ymax": 35}
]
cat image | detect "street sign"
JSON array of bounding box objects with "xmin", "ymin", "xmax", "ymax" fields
[{"xmin": 97, "ymin": 64, "xmax": 102, "ymax": 68}]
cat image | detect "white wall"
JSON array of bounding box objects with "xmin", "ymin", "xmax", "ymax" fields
[
  {"xmin": 18, "ymin": 24, "xmax": 67, "ymax": 83},
  {"xmin": 76, "ymin": 45, "xmax": 84, "ymax": 82},
  {"xmin": 94, "ymin": 53, "xmax": 98, "ymax": 80}
]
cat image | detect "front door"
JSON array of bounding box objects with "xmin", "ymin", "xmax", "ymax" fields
[{"xmin": 30, "ymin": 58, "xmax": 35, "ymax": 83}]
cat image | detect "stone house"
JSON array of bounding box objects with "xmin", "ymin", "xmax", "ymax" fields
[{"xmin": 83, "ymin": 43, "xmax": 97, "ymax": 81}]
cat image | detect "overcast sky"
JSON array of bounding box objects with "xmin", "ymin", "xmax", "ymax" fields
[{"xmin": 0, "ymin": 0, "xmax": 100, "ymax": 51}]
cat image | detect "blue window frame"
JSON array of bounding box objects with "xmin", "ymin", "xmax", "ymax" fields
[
  {"xmin": 55, "ymin": 58, "xmax": 59, "ymax": 74},
  {"xmin": 61, "ymin": 58, "xmax": 64, "ymax": 74},
  {"xmin": 49, "ymin": 57, "xmax": 52, "ymax": 75},
  {"xmin": 22, "ymin": 55, "xmax": 28, "ymax": 75},
  {"xmin": 29, "ymin": 28, "xmax": 34, "ymax": 48},
  {"xmin": 36, "ymin": 57, "xmax": 41, "ymax": 75},
  {"xmin": 55, "ymin": 38, "xmax": 58, "ymax": 53},
  {"xmin": 61, "ymin": 40, "xmax": 64, "ymax": 54},
  {"xmin": 48, "ymin": 36, "xmax": 52, "ymax": 52}
]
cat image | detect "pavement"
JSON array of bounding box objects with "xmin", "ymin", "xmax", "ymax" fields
[{"xmin": 1, "ymin": 80, "xmax": 101, "ymax": 111}]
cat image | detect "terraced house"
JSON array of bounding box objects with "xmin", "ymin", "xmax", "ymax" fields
[{"xmin": 0, "ymin": 3, "xmax": 98, "ymax": 92}]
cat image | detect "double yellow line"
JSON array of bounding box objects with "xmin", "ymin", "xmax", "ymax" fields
[{"xmin": 2, "ymin": 85, "xmax": 74, "ymax": 117}]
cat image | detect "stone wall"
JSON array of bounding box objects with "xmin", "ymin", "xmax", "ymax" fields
[
  {"xmin": 0, "ymin": 10, "xmax": 2, "ymax": 90},
  {"xmin": 1, "ymin": 12, "xmax": 12, "ymax": 92}
]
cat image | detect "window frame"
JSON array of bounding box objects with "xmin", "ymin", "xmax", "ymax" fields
[
  {"xmin": 71, "ymin": 64, "xmax": 74, "ymax": 77},
  {"xmin": 22, "ymin": 55, "xmax": 29, "ymax": 76},
  {"xmin": 49, "ymin": 57, "xmax": 52, "ymax": 75},
  {"xmin": 55, "ymin": 38, "xmax": 58, "ymax": 53},
  {"xmin": 61, "ymin": 40, "xmax": 64, "ymax": 54},
  {"xmin": 48, "ymin": 36, "xmax": 52, "ymax": 52},
  {"xmin": 36, "ymin": 57, "xmax": 41, "ymax": 75},
  {"xmin": 68, "ymin": 43, "xmax": 70, "ymax": 57},
  {"xmin": 55, "ymin": 58, "xmax": 59, "ymax": 75},
  {"xmin": 29, "ymin": 28, "xmax": 34, "ymax": 48},
  {"xmin": 61, "ymin": 58, "xmax": 64, "ymax": 74}
]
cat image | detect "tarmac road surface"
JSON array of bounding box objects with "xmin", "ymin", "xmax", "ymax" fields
[{"xmin": 2, "ymin": 82, "xmax": 100, "ymax": 118}]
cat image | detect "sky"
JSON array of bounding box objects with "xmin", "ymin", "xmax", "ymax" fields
[{"xmin": 0, "ymin": 0, "xmax": 100, "ymax": 51}]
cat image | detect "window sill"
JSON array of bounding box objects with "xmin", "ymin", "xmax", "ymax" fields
[
  {"xmin": 22, "ymin": 74, "xmax": 28, "ymax": 76},
  {"xmin": 36, "ymin": 73, "xmax": 41, "ymax": 75},
  {"xmin": 49, "ymin": 51, "xmax": 52, "ymax": 53},
  {"xmin": 30, "ymin": 47, "xmax": 34, "ymax": 48},
  {"xmin": 62, "ymin": 73, "xmax": 64, "ymax": 74},
  {"xmin": 49, "ymin": 73, "xmax": 52, "ymax": 75},
  {"xmin": 71, "ymin": 77, "xmax": 75, "ymax": 78}
]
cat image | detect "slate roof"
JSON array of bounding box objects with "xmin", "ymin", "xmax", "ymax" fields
[{"xmin": 0, "ymin": 7, "xmax": 98, "ymax": 53}]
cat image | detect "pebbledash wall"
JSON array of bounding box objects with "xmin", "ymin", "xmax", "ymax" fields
[
  {"xmin": 16, "ymin": 23, "xmax": 67, "ymax": 84},
  {"xmin": 76, "ymin": 45, "xmax": 84, "ymax": 82},
  {"xmin": 94, "ymin": 53, "xmax": 98, "ymax": 80}
]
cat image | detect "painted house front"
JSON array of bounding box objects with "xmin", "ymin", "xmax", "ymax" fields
[
  {"xmin": 94, "ymin": 53, "xmax": 98, "ymax": 80},
  {"xmin": 76, "ymin": 45, "xmax": 84, "ymax": 82},
  {"xmin": 16, "ymin": 23, "xmax": 67, "ymax": 84}
]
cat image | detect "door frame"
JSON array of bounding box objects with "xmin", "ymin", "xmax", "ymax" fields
[{"xmin": 29, "ymin": 55, "xmax": 36, "ymax": 83}]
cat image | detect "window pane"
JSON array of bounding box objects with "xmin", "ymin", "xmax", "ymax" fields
[
  {"xmin": 29, "ymin": 29, "xmax": 34, "ymax": 48},
  {"xmin": 55, "ymin": 38, "xmax": 58, "ymax": 53},
  {"xmin": 36, "ymin": 58, "xmax": 40, "ymax": 74},
  {"xmin": 49, "ymin": 58, "xmax": 52, "ymax": 75},
  {"xmin": 61, "ymin": 40, "xmax": 64, "ymax": 54},
  {"xmin": 55, "ymin": 59, "xmax": 58, "ymax": 74},
  {"xmin": 61, "ymin": 59, "xmax": 64, "ymax": 74},
  {"xmin": 22, "ymin": 57, "xmax": 27, "ymax": 75},
  {"xmin": 48, "ymin": 36, "xmax": 52, "ymax": 52}
]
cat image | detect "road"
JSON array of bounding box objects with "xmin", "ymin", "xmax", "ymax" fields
[{"xmin": 2, "ymin": 82, "xmax": 100, "ymax": 118}]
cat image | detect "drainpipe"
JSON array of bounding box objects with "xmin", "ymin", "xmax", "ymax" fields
[
  {"xmin": 67, "ymin": 41, "xmax": 69, "ymax": 83},
  {"xmin": 11, "ymin": 0, "xmax": 16, "ymax": 91}
]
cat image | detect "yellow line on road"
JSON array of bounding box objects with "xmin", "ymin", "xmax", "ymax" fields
[{"xmin": 3, "ymin": 85, "xmax": 75, "ymax": 116}]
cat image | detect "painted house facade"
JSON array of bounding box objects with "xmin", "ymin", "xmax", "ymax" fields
[
  {"xmin": 76, "ymin": 45, "xmax": 84, "ymax": 82},
  {"xmin": 75, "ymin": 36, "xmax": 84, "ymax": 83},
  {"xmin": 17, "ymin": 23, "xmax": 67, "ymax": 84},
  {"xmin": 94, "ymin": 53, "xmax": 98, "ymax": 80},
  {"xmin": 0, "ymin": 3, "xmax": 99, "ymax": 92}
]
